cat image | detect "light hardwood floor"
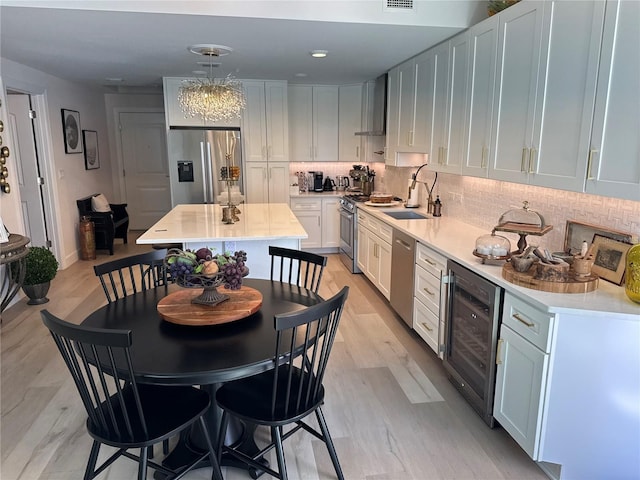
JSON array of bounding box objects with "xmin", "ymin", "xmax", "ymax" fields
[{"xmin": 1, "ymin": 234, "xmax": 548, "ymax": 480}]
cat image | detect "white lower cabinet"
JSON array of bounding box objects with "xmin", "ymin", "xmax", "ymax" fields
[
  {"xmin": 290, "ymin": 197, "xmax": 340, "ymax": 249},
  {"xmin": 494, "ymin": 292, "xmax": 555, "ymax": 459},
  {"xmin": 321, "ymin": 198, "xmax": 340, "ymax": 248},
  {"xmin": 357, "ymin": 209, "xmax": 392, "ymax": 300},
  {"xmin": 413, "ymin": 297, "xmax": 439, "ymax": 353},
  {"xmin": 413, "ymin": 242, "xmax": 448, "ymax": 357}
]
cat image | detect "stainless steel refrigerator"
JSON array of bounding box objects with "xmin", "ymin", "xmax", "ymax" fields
[{"xmin": 167, "ymin": 127, "xmax": 243, "ymax": 206}]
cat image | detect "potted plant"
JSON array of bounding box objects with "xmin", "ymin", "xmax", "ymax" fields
[
  {"xmin": 21, "ymin": 246, "xmax": 59, "ymax": 305},
  {"xmin": 488, "ymin": 0, "xmax": 520, "ymax": 16}
]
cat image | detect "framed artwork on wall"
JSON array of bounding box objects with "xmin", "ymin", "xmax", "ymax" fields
[
  {"xmin": 61, "ymin": 109, "xmax": 82, "ymax": 154},
  {"xmin": 591, "ymin": 234, "xmax": 632, "ymax": 285},
  {"xmin": 82, "ymin": 130, "xmax": 99, "ymax": 170},
  {"xmin": 563, "ymin": 220, "xmax": 635, "ymax": 255}
]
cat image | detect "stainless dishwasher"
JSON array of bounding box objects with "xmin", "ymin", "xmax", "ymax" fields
[{"xmin": 390, "ymin": 228, "xmax": 416, "ymax": 327}]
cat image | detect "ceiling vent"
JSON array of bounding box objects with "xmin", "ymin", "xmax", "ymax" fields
[{"xmin": 386, "ymin": 0, "xmax": 414, "ymax": 10}]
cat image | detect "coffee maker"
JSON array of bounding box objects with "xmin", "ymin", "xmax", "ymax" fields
[{"xmin": 310, "ymin": 171, "xmax": 324, "ymax": 192}]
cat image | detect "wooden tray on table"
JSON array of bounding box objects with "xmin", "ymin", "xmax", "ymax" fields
[
  {"xmin": 157, "ymin": 286, "xmax": 263, "ymax": 326},
  {"xmin": 502, "ymin": 263, "xmax": 598, "ymax": 294}
]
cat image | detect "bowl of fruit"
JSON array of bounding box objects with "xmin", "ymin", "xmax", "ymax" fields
[{"xmin": 165, "ymin": 248, "xmax": 248, "ymax": 306}]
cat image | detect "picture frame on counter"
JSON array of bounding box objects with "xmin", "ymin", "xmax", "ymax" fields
[
  {"xmin": 591, "ymin": 234, "xmax": 632, "ymax": 285},
  {"xmin": 61, "ymin": 109, "xmax": 82, "ymax": 154},
  {"xmin": 82, "ymin": 130, "xmax": 99, "ymax": 170},
  {"xmin": 563, "ymin": 220, "xmax": 635, "ymax": 256}
]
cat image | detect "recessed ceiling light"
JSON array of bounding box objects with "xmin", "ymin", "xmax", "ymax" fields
[
  {"xmin": 310, "ymin": 50, "xmax": 328, "ymax": 58},
  {"xmin": 188, "ymin": 44, "xmax": 233, "ymax": 57}
]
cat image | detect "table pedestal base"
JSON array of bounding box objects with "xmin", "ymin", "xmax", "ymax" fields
[{"xmin": 157, "ymin": 383, "xmax": 269, "ymax": 478}]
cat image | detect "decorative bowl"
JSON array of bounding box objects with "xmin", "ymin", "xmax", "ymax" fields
[{"xmin": 175, "ymin": 272, "xmax": 228, "ymax": 306}]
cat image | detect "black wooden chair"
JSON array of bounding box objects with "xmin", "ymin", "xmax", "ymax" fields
[
  {"xmin": 41, "ymin": 310, "xmax": 223, "ymax": 480},
  {"xmin": 269, "ymin": 246, "xmax": 327, "ymax": 294},
  {"xmin": 216, "ymin": 286, "xmax": 349, "ymax": 480},
  {"xmin": 94, "ymin": 249, "xmax": 168, "ymax": 303}
]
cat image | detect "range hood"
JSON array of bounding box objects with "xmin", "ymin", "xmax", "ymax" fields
[{"xmin": 355, "ymin": 73, "xmax": 387, "ymax": 136}]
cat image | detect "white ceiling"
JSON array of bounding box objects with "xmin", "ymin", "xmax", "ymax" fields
[{"xmin": 0, "ymin": 1, "xmax": 487, "ymax": 91}]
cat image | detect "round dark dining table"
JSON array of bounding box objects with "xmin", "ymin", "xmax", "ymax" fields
[{"xmin": 82, "ymin": 278, "xmax": 322, "ymax": 475}]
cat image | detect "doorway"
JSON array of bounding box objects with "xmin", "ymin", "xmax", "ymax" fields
[
  {"xmin": 118, "ymin": 111, "xmax": 171, "ymax": 229},
  {"xmin": 7, "ymin": 92, "xmax": 49, "ymax": 248}
]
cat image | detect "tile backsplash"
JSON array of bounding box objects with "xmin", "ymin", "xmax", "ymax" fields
[{"xmin": 384, "ymin": 166, "xmax": 640, "ymax": 252}]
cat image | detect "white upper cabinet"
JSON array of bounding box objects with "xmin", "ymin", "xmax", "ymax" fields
[
  {"xmin": 385, "ymin": 53, "xmax": 433, "ymax": 165},
  {"xmin": 489, "ymin": 2, "xmax": 544, "ymax": 184},
  {"xmin": 163, "ymin": 77, "xmax": 241, "ymax": 128},
  {"xmin": 489, "ymin": 1, "xmax": 618, "ymax": 195},
  {"xmin": 586, "ymin": 0, "xmax": 640, "ymax": 201},
  {"xmin": 338, "ymin": 84, "xmax": 363, "ymax": 163},
  {"xmin": 242, "ymin": 80, "xmax": 289, "ymax": 163},
  {"xmin": 530, "ymin": 0, "xmax": 605, "ymax": 192},
  {"xmin": 289, "ymin": 85, "xmax": 339, "ymax": 162},
  {"xmin": 385, "ymin": 66, "xmax": 400, "ymax": 164},
  {"xmin": 431, "ymin": 35, "xmax": 467, "ymax": 175},
  {"xmin": 463, "ymin": 16, "xmax": 498, "ymax": 177}
]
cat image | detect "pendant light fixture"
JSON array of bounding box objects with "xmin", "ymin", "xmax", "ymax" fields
[{"xmin": 178, "ymin": 44, "xmax": 246, "ymax": 122}]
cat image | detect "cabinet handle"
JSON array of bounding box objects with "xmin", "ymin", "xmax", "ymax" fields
[
  {"xmin": 317, "ymin": 217, "xmax": 320, "ymax": 227},
  {"xmin": 496, "ymin": 338, "xmax": 504, "ymax": 365},
  {"xmin": 512, "ymin": 313, "xmax": 534, "ymax": 327},
  {"xmin": 529, "ymin": 148, "xmax": 537, "ymax": 173},
  {"xmin": 423, "ymin": 287, "xmax": 435, "ymax": 296},
  {"xmin": 521, "ymin": 148, "xmax": 529, "ymax": 172},
  {"xmin": 262, "ymin": 146, "xmax": 267, "ymax": 158},
  {"xmin": 268, "ymin": 145, "xmax": 272, "ymax": 159},
  {"xmin": 423, "ymin": 257, "xmax": 436, "ymax": 266},
  {"xmin": 263, "ymin": 168, "xmax": 268, "ymax": 180},
  {"xmin": 438, "ymin": 146, "xmax": 442, "ymax": 165},
  {"xmin": 356, "ymin": 146, "xmax": 360, "ymax": 158},
  {"xmin": 421, "ymin": 322, "xmax": 433, "ymax": 333},
  {"xmin": 587, "ymin": 149, "xmax": 598, "ymax": 180},
  {"xmin": 442, "ymin": 147, "xmax": 448, "ymax": 165},
  {"xmin": 315, "ymin": 145, "xmax": 318, "ymax": 159},
  {"xmin": 481, "ymin": 146, "xmax": 488, "ymax": 168}
]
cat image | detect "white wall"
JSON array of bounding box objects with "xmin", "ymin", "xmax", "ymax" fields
[{"xmin": 1, "ymin": 58, "xmax": 113, "ymax": 268}]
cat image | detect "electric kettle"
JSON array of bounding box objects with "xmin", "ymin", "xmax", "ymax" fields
[
  {"xmin": 336, "ymin": 176, "xmax": 350, "ymax": 190},
  {"xmin": 323, "ymin": 177, "xmax": 336, "ymax": 191}
]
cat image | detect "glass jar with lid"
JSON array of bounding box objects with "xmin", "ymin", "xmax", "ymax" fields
[
  {"xmin": 474, "ymin": 233, "xmax": 511, "ymax": 260},
  {"xmin": 493, "ymin": 201, "xmax": 552, "ymax": 254}
]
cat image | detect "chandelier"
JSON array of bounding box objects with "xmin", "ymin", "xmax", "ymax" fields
[{"xmin": 178, "ymin": 44, "xmax": 246, "ymax": 122}]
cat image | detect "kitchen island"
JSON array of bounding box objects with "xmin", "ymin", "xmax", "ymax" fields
[{"xmin": 136, "ymin": 203, "xmax": 308, "ymax": 279}]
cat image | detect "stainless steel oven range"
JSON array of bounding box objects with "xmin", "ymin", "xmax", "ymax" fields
[
  {"xmin": 338, "ymin": 194, "xmax": 368, "ymax": 273},
  {"xmin": 444, "ymin": 260, "xmax": 504, "ymax": 427}
]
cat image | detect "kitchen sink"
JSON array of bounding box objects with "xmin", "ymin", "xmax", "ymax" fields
[{"xmin": 383, "ymin": 211, "xmax": 430, "ymax": 220}]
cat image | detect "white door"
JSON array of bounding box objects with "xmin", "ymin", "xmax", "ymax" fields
[
  {"xmin": 7, "ymin": 93, "xmax": 48, "ymax": 247},
  {"xmin": 119, "ymin": 112, "xmax": 171, "ymax": 229}
]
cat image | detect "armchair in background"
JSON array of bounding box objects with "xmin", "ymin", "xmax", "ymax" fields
[{"xmin": 76, "ymin": 193, "xmax": 129, "ymax": 255}]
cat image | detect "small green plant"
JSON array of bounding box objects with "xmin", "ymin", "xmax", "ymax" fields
[
  {"xmin": 487, "ymin": 0, "xmax": 520, "ymax": 16},
  {"xmin": 23, "ymin": 246, "xmax": 59, "ymax": 286}
]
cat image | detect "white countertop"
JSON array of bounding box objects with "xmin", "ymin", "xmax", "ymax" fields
[
  {"xmin": 359, "ymin": 204, "xmax": 639, "ymax": 320},
  {"xmin": 136, "ymin": 203, "xmax": 308, "ymax": 244}
]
